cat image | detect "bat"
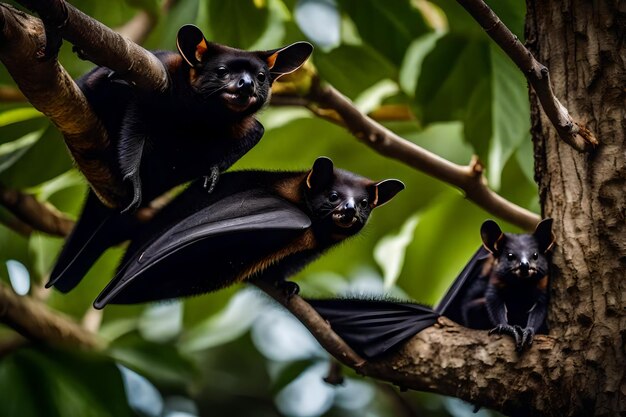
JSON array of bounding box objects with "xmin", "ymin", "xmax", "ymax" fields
[
  {"xmin": 86, "ymin": 157, "xmax": 404, "ymax": 309},
  {"xmin": 309, "ymin": 219, "xmax": 555, "ymax": 358},
  {"xmin": 47, "ymin": 25, "xmax": 312, "ymax": 292}
]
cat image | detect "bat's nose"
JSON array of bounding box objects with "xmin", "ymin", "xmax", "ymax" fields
[
  {"xmin": 237, "ymin": 74, "xmax": 254, "ymax": 95},
  {"xmin": 343, "ymin": 199, "xmax": 356, "ymax": 217},
  {"xmin": 519, "ymin": 260, "xmax": 530, "ymax": 274}
]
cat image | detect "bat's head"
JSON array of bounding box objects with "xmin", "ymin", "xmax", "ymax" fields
[
  {"xmin": 481, "ymin": 219, "xmax": 555, "ymax": 281},
  {"xmin": 304, "ymin": 157, "xmax": 404, "ymax": 239},
  {"xmin": 177, "ymin": 25, "xmax": 312, "ymax": 118}
]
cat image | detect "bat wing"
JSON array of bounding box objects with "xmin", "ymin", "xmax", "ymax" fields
[
  {"xmin": 94, "ymin": 191, "xmax": 311, "ymax": 309},
  {"xmin": 47, "ymin": 191, "xmax": 135, "ymax": 293},
  {"xmin": 434, "ymin": 246, "xmax": 490, "ymax": 322},
  {"xmin": 308, "ymin": 298, "xmax": 439, "ymax": 358}
]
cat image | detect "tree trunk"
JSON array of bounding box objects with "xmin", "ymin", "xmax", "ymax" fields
[{"xmin": 526, "ymin": 1, "xmax": 626, "ymax": 415}]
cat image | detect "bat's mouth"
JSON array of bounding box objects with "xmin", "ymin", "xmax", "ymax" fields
[
  {"xmin": 222, "ymin": 92, "xmax": 257, "ymax": 112},
  {"xmin": 514, "ymin": 267, "xmax": 538, "ymax": 278},
  {"xmin": 332, "ymin": 211, "xmax": 358, "ymax": 228}
]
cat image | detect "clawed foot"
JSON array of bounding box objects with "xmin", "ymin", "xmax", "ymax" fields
[
  {"xmin": 489, "ymin": 324, "xmax": 535, "ymax": 352},
  {"xmin": 120, "ymin": 172, "xmax": 143, "ymax": 214},
  {"xmin": 203, "ymin": 166, "xmax": 220, "ymax": 194},
  {"xmin": 277, "ymin": 281, "xmax": 300, "ymax": 299}
]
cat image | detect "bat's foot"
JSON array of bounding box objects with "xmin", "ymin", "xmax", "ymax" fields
[
  {"xmin": 203, "ymin": 166, "xmax": 220, "ymax": 194},
  {"xmin": 36, "ymin": 4, "xmax": 69, "ymax": 62},
  {"xmin": 121, "ymin": 172, "xmax": 143, "ymax": 214},
  {"xmin": 489, "ymin": 324, "xmax": 522, "ymax": 348},
  {"xmin": 36, "ymin": 28, "xmax": 63, "ymax": 61},
  {"xmin": 277, "ymin": 281, "xmax": 300, "ymax": 299},
  {"xmin": 518, "ymin": 327, "xmax": 535, "ymax": 351}
]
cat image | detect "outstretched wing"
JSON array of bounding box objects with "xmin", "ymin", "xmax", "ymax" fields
[
  {"xmin": 47, "ymin": 191, "xmax": 136, "ymax": 293},
  {"xmin": 434, "ymin": 246, "xmax": 490, "ymax": 321},
  {"xmin": 309, "ymin": 298, "xmax": 439, "ymax": 358},
  {"xmin": 94, "ymin": 190, "xmax": 311, "ymax": 309}
]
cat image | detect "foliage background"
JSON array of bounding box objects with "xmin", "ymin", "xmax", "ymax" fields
[{"xmin": 0, "ymin": 0, "xmax": 536, "ymax": 415}]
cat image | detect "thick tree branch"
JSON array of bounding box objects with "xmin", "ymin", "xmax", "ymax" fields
[
  {"xmin": 15, "ymin": 0, "xmax": 168, "ymax": 93},
  {"xmin": 0, "ymin": 281, "xmax": 101, "ymax": 349},
  {"xmin": 257, "ymin": 281, "xmax": 559, "ymax": 416},
  {"xmin": 0, "ymin": 184, "xmax": 74, "ymax": 237},
  {"xmin": 456, "ymin": 0, "xmax": 598, "ymax": 152},
  {"xmin": 0, "ymin": 4, "xmax": 124, "ymax": 207},
  {"xmin": 273, "ymin": 79, "xmax": 540, "ymax": 230}
]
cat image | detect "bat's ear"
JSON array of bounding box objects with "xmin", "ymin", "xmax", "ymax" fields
[
  {"xmin": 480, "ymin": 220, "xmax": 504, "ymax": 254},
  {"xmin": 257, "ymin": 42, "xmax": 313, "ymax": 83},
  {"xmin": 369, "ymin": 179, "xmax": 404, "ymax": 208},
  {"xmin": 306, "ymin": 157, "xmax": 334, "ymax": 190},
  {"xmin": 534, "ymin": 218, "xmax": 555, "ymax": 253},
  {"xmin": 177, "ymin": 24, "xmax": 211, "ymax": 67}
]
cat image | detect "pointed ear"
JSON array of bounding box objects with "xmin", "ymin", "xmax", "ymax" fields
[
  {"xmin": 480, "ymin": 220, "xmax": 505, "ymax": 254},
  {"xmin": 369, "ymin": 180, "xmax": 404, "ymax": 208},
  {"xmin": 258, "ymin": 42, "xmax": 313, "ymax": 82},
  {"xmin": 306, "ymin": 157, "xmax": 334, "ymax": 190},
  {"xmin": 534, "ymin": 218, "xmax": 555, "ymax": 253},
  {"xmin": 177, "ymin": 25, "xmax": 209, "ymax": 67}
]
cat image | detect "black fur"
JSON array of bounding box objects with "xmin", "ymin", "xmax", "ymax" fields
[
  {"xmin": 47, "ymin": 26, "xmax": 312, "ymax": 292},
  {"xmin": 93, "ymin": 157, "xmax": 404, "ymax": 308},
  {"xmin": 308, "ymin": 219, "xmax": 555, "ymax": 358}
]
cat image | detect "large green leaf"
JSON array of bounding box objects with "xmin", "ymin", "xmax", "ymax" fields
[
  {"xmin": 202, "ymin": 0, "xmax": 270, "ymax": 48},
  {"xmin": 0, "ymin": 347, "xmax": 134, "ymax": 417},
  {"xmin": 338, "ymin": 0, "xmax": 431, "ymax": 65}
]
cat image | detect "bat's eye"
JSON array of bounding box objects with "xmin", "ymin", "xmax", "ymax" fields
[
  {"xmin": 532, "ymin": 252, "xmax": 539, "ymax": 260},
  {"xmin": 216, "ymin": 66, "xmax": 229, "ymax": 78},
  {"xmin": 257, "ymin": 72, "xmax": 266, "ymax": 82},
  {"xmin": 329, "ymin": 192, "xmax": 339, "ymax": 202},
  {"xmin": 359, "ymin": 199, "xmax": 368, "ymax": 208},
  {"xmin": 507, "ymin": 253, "xmax": 516, "ymax": 261}
]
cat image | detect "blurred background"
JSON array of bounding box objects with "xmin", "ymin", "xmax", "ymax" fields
[{"xmin": 0, "ymin": 0, "xmax": 535, "ymax": 416}]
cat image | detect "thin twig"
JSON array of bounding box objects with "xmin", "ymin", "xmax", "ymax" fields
[
  {"xmin": 272, "ymin": 79, "xmax": 540, "ymax": 230},
  {"xmin": 455, "ymin": 0, "xmax": 597, "ymax": 152}
]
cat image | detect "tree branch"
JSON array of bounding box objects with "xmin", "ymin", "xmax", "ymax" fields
[
  {"xmin": 256, "ymin": 281, "xmax": 558, "ymax": 416},
  {"xmin": 0, "ymin": 184, "xmax": 74, "ymax": 237},
  {"xmin": 0, "ymin": 281, "xmax": 101, "ymax": 350},
  {"xmin": 455, "ymin": 0, "xmax": 598, "ymax": 152},
  {"xmin": 273, "ymin": 79, "xmax": 540, "ymax": 230},
  {"xmin": 0, "ymin": 4, "xmax": 124, "ymax": 207},
  {"xmin": 15, "ymin": 0, "xmax": 168, "ymax": 93},
  {"xmin": 0, "ymin": 85, "xmax": 26, "ymax": 102}
]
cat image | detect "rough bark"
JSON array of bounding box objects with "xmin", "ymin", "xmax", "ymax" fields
[{"xmin": 527, "ymin": 1, "xmax": 626, "ymax": 415}]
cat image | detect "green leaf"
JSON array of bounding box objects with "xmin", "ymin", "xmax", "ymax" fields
[
  {"xmin": 0, "ymin": 347, "xmax": 134, "ymax": 417},
  {"xmin": 0, "ymin": 129, "xmax": 45, "ymax": 174},
  {"xmin": 414, "ymin": 34, "xmax": 490, "ymax": 124},
  {"xmin": 0, "ymin": 107, "xmax": 43, "ymax": 127},
  {"xmin": 108, "ymin": 332, "xmax": 198, "ymax": 388},
  {"xmin": 374, "ymin": 214, "xmax": 420, "ymax": 289},
  {"xmin": 205, "ymin": 0, "xmax": 270, "ymax": 49},
  {"xmin": 294, "ymin": 0, "xmax": 341, "ymax": 50},
  {"xmin": 314, "ymin": 43, "xmax": 397, "ymax": 99},
  {"xmin": 399, "ymin": 31, "xmax": 444, "ymax": 97},
  {"xmin": 338, "ymin": 0, "xmax": 431, "ymax": 65},
  {"xmin": 486, "ymin": 44, "xmax": 531, "ymax": 189}
]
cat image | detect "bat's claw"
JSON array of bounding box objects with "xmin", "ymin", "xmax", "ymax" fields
[
  {"xmin": 203, "ymin": 166, "xmax": 220, "ymax": 194},
  {"xmin": 121, "ymin": 172, "xmax": 143, "ymax": 214},
  {"xmin": 278, "ymin": 281, "xmax": 300, "ymax": 299},
  {"xmin": 489, "ymin": 324, "xmax": 522, "ymax": 347},
  {"xmin": 519, "ymin": 327, "xmax": 535, "ymax": 351}
]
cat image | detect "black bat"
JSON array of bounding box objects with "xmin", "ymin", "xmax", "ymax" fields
[
  {"xmin": 309, "ymin": 219, "xmax": 555, "ymax": 358},
  {"xmin": 89, "ymin": 157, "xmax": 404, "ymax": 309},
  {"xmin": 47, "ymin": 25, "xmax": 312, "ymax": 292}
]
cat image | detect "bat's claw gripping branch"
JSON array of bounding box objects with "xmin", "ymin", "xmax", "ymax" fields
[{"xmin": 489, "ymin": 324, "xmax": 522, "ymax": 347}]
